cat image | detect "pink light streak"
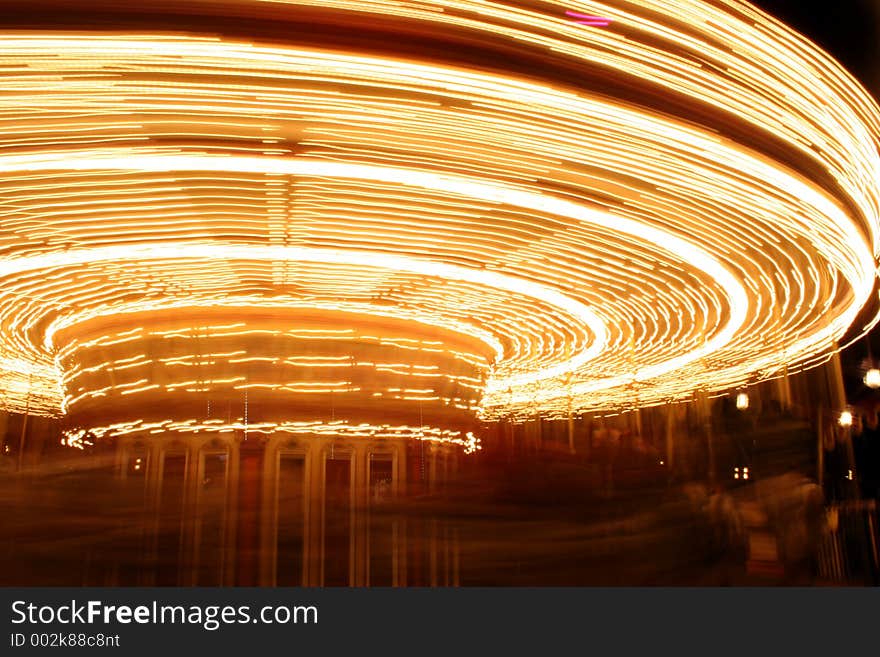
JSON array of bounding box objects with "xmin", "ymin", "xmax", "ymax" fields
[{"xmin": 565, "ymin": 10, "xmax": 612, "ymax": 27}]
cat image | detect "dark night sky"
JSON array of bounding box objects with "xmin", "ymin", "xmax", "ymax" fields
[{"xmin": 756, "ymin": 0, "xmax": 880, "ymax": 94}]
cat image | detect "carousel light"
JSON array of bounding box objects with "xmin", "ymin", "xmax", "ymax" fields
[
  {"xmin": 0, "ymin": 1, "xmax": 877, "ymax": 433},
  {"xmin": 864, "ymin": 368, "xmax": 880, "ymax": 388},
  {"xmin": 735, "ymin": 392, "xmax": 749, "ymax": 410},
  {"xmin": 839, "ymin": 410, "xmax": 853, "ymax": 428}
]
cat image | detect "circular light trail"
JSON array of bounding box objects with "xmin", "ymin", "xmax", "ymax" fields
[{"xmin": 0, "ymin": 1, "xmax": 878, "ymax": 430}]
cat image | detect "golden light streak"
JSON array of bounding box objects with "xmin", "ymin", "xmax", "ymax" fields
[{"xmin": 62, "ymin": 421, "xmax": 481, "ymax": 453}]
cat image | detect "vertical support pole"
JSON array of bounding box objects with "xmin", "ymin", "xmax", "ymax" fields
[
  {"xmin": 16, "ymin": 413, "xmax": 28, "ymax": 472},
  {"xmin": 225, "ymin": 439, "xmax": 240, "ymax": 586},
  {"xmin": 17, "ymin": 372, "xmax": 32, "ymax": 472},
  {"xmin": 257, "ymin": 438, "xmax": 275, "ymax": 587},
  {"xmin": 235, "ymin": 436, "xmax": 263, "ymax": 586},
  {"xmin": 353, "ymin": 444, "xmax": 369, "ymax": 587},
  {"xmin": 698, "ymin": 390, "xmax": 715, "ymax": 486},
  {"xmin": 0, "ymin": 410, "xmax": 9, "ymax": 456},
  {"xmin": 707, "ymin": 418, "xmax": 716, "ymax": 486},
  {"xmin": 307, "ymin": 440, "xmax": 324, "ymax": 586}
]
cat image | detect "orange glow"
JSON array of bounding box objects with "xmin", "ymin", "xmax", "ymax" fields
[{"xmin": 0, "ymin": 1, "xmax": 878, "ymax": 437}]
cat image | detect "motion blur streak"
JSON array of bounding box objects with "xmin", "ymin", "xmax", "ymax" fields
[{"xmin": 0, "ymin": 1, "xmax": 878, "ymax": 426}]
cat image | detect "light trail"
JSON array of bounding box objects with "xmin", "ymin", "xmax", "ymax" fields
[{"xmin": 0, "ymin": 1, "xmax": 877, "ymax": 431}]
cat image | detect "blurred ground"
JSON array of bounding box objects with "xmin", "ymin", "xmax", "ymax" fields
[{"xmin": 0, "ymin": 450, "xmax": 837, "ymax": 587}]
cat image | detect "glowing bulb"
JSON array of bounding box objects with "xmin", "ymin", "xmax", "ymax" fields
[
  {"xmin": 736, "ymin": 392, "xmax": 749, "ymax": 410},
  {"xmin": 865, "ymin": 368, "xmax": 880, "ymax": 388},
  {"xmin": 839, "ymin": 410, "xmax": 853, "ymax": 427}
]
